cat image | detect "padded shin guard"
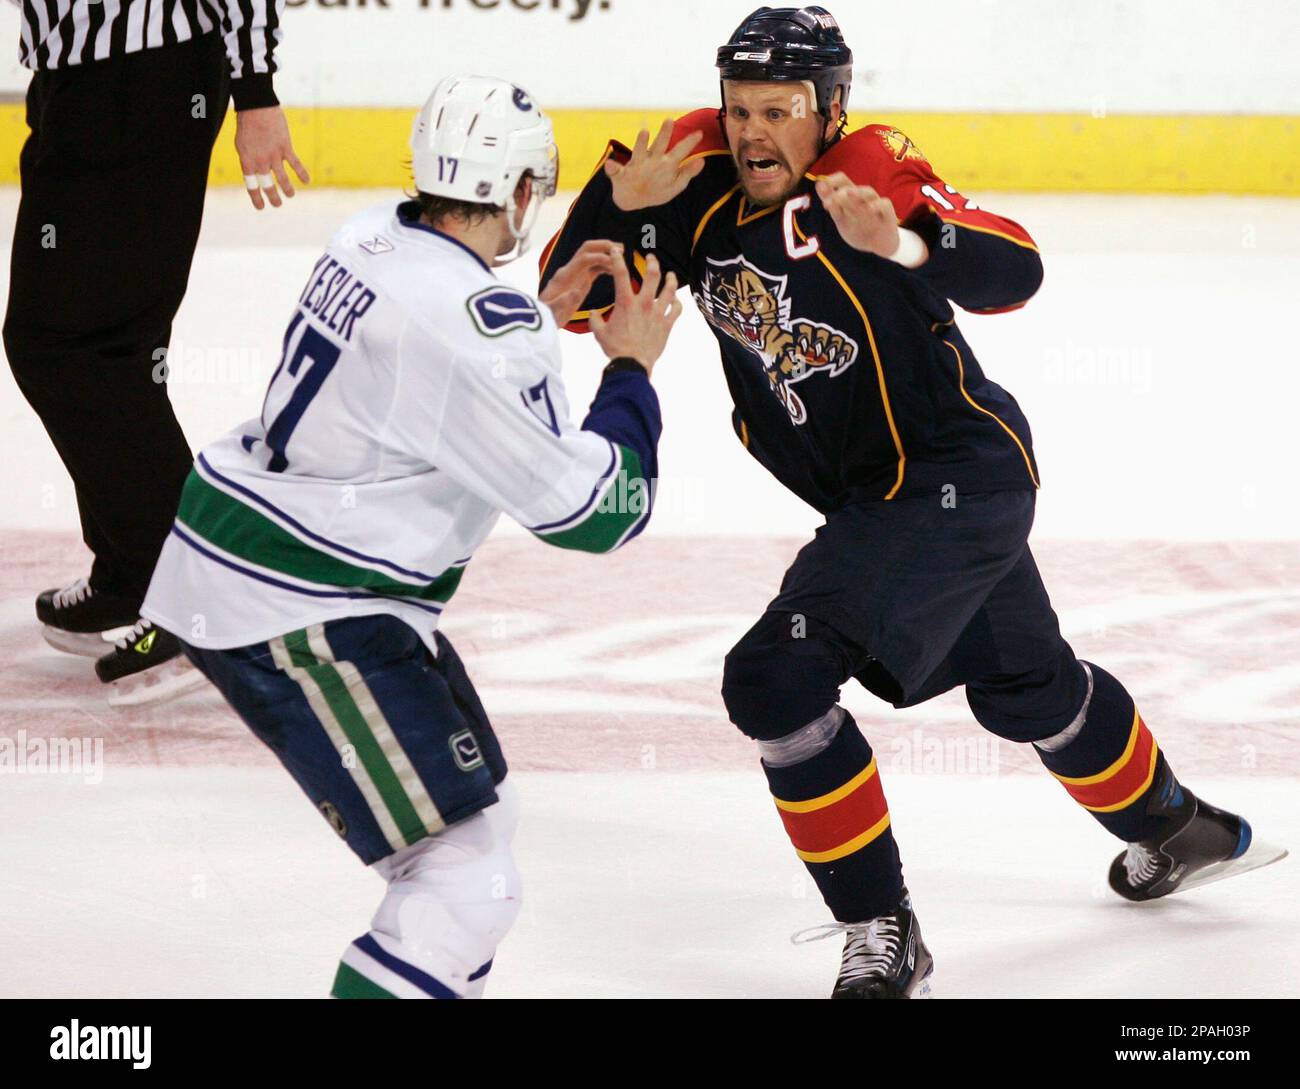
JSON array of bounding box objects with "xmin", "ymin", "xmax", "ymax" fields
[
  {"xmin": 332, "ymin": 779, "xmax": 522, "ymax": 999},
  {"xmin": 761, "ymin": 711, "xmax": 904, "ymax": 922}
]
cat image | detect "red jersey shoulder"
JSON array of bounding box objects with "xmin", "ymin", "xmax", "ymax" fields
[
  {"xmin": 667, "ymin": 109, "xmax": 739, "ymax": 203},
  {"xmin": 813, "ymin": 124, "xmax": 932, "ymax": 187},
  {"xmin": 608, "ymin": 109, "xmax": 728, "ymax": 165},
  {"xmin": 667, "ymin": 108, "xmax": 730, "ymax": 156}
]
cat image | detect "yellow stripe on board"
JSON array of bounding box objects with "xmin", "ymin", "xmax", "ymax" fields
[{"xmin": 1, "ymin": 106, "xmax": 1298, "ymax": 193}]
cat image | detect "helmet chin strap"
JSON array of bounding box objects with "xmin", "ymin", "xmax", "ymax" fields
[{"xmin": 492, "ymin": 185, "xmax": 546, "ymax": 267}]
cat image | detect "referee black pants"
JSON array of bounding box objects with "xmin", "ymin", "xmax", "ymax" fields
[{"xmin": 4, "ymin": 33, "xmax": 230, "ymax": 609}]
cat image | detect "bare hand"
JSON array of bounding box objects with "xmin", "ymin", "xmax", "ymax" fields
[
  {"xmin": 605, "ymin": 120, "xmax": 706, "ymax": 212},
  {"xmin": 589, "ymin": 254, "xmax": 682, "ymax": 376},
  {"xmin": 815, "ymin": 172, "xmax": 903, "ymax": 257},
  {"xmin": 539, "ymin": 239, "xmax": 624, "ymax": 328},
  {"xmin": 235, "ymin": 106, "xmax": 311, "ymax": 210}
]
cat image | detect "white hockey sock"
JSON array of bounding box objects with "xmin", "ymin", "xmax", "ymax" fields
[{"xmin": 332, "ymin": 778, "xmax": 522, "ymax": 999}]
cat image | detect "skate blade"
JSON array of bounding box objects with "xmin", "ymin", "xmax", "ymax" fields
[
  {"xmin": 42, "ymin": 625, "xmax": 121, "ymax": 658},
  {"xmin": 1175, "ymin": 839, "xmax": 1288, "ymax": 895},
  {"xmin": 106, "ymin": 657, "xmax": 208, "ymax": 708}
]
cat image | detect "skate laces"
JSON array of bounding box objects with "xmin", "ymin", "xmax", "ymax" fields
[
  {"xmin": 792, "ymin": 917, "xmax": 901, "ymax": 982},
  {"xmin": 52, "ymin": 578, "xmax": 93, "ymax": 609},
  {"xmin": 112, "ymin": 619, "xmax": 153, "ymax": 651},
  {"xmin": 1122, "ymin": 842, "xmax": 1163, "ymax": 885}
]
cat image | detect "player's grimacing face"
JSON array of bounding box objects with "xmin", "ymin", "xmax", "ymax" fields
[{"xmin": 723, "ymin": 82, "xmax": 829, "ymax": 206}]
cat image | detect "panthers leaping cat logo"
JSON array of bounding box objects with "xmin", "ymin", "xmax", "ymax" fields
[{"xmin": 693, "ymin": 254, "xmax": 858, "ymax": 425}]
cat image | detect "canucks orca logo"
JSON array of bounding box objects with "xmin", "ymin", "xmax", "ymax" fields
[
  {"xmin": 694, "ymin": 254, "xmax": 858, "ymax": 426},
  {"xmin": 512, "ymin": 86, "xmax": 533, "ymax": 112},
  {"xmin": 467, "ymin": 287, "xmax": 543, "ymax": 337}
]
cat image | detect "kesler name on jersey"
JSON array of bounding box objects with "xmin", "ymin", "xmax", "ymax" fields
[{"xmin": 297, "ymin": 254, "xmax": 378, "ymax": 343}]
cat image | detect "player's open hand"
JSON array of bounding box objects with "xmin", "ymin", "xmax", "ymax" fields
[
  {"xmin": 539, "ymin": 240, "xmax": 624, "ymax": 328},
  {"xmin": 589, "ymin": 254, "xmax": 682, "ymax": 376},
  {"xmin": 815, "ymin": 172, "xmax": 901, "ymax": 257},
  {"xmin": 605, "ymin": 120, "xmax": 706, "ymax": 212},
  {"xmin": 236, "ymin": 106, "xmax": 311, "ymax": 211}
]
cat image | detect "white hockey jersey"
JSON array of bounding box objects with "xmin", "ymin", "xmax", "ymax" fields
[{"xmin": 142, "ymin": 201, "xmax": 658, "ymax": 656}]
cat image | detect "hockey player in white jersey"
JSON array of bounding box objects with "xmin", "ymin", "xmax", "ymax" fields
[{"xmin": 140, "ymin": 74, "xmax": 683, "ymax": 998}]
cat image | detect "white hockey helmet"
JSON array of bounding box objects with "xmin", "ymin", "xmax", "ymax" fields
[{"xmin": 411, "ymin": 75, "xmax": 558, "ymax": 260}]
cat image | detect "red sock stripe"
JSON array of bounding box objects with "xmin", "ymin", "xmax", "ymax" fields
[
  {"xmin": 774, "ymin": 760, "xmax": 891, "ymax": 861},
  {"xmin": 1056, "ymin": 711, "xmax": 1159, "ymax": 812}
]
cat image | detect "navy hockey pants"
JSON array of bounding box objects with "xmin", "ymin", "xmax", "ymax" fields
[
  {"xmin": 722, "ymin": 489, "xmax": 1089, "ymax": 743},
  {"xmin": 184, "ymin": 615, "xmax": 507, "ymax": 865}
]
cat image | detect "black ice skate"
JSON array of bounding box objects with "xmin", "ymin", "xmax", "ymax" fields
[
  {"xmin": 1108, "ymin": 763, "xmax": 1287, "ymax": 902},
  {"xmin": 36, "ymin": 577, "xmax": 141, "ymax": 657},
  {"xmin": 94, "ymin": 621, "xmax": 207, "ymax": 707},
  {"xmin": 795, "ymin": 891, "xmax": 935, "ymax": 999}
]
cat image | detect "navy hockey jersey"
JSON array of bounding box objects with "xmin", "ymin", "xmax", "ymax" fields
[{"xmin": 539, "ymin": 110, "xmax": 1043, "ymax": 512}]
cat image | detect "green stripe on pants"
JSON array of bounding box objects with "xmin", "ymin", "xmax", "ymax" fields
[{"xmin": 275, "ymin": 627, "xmax": 440, "ymax": 849}]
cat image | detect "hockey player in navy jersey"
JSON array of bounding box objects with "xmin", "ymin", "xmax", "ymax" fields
[
  {"xmin": 539, "ymin": 5, "xmax": 1287, "ymax": 997},
  {"xmin": 141, "ymin": 75, "xmax": 683, "ymax": 998}
]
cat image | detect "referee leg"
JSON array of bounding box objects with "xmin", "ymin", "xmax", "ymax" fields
[{"xmin": 4, "ymin": 34, "xmax": 229, "ymax": 607}]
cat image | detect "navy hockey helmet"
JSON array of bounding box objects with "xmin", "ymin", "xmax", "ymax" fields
[{"xmin": 716, "ymin": 6, "xmax": 853, "ymax": 135}]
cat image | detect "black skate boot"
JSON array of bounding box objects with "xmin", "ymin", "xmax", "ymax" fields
[
  {"xmin": 1108, "ymin": 761, "xmax": 1287, "ymax": 901},
  {"xmin": 795, "ymin": 891, "xmax": 935, "ymax": 999},
  {"xmin": 36, "ymin": 577, "xmax": 141, "ymax": 657},
  {"xmin": 94, "ymin": 621, "xmax": 206, "ymax": 707}
]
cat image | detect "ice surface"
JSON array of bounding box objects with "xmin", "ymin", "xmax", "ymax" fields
[{"xmin": 0, "ymin": 768, "xmax": 1293, "ymax": 998}]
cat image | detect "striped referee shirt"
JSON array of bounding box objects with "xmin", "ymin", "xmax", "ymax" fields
[{"xmin": 13, "ymin": 0, "xmax": 284, "ymax": 110}]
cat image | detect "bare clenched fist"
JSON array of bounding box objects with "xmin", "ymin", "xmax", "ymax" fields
[{"xmin": 605, "ymin": 120, "xmax": 707, "ymax": 212}]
